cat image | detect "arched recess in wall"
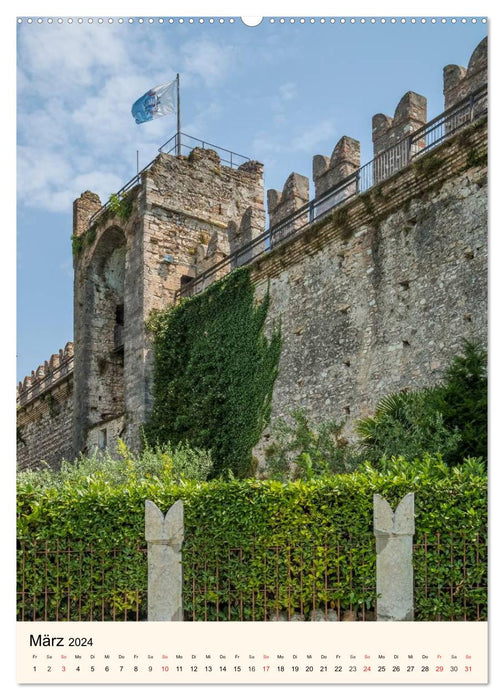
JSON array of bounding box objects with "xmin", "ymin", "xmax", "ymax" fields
[{"xmin": 85, "ymin": 226, "xmax": 126, "ymax": 442}]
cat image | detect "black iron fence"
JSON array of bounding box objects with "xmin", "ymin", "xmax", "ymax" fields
[
  {"xmin": 17, "ymin": 539, "xmax": 148, "ymax": 622},
  {"xmin": 182, "ymin": 535, "xmax": 376, "ymax": 622},
  {"xmin": 413, "ymin": 532, "xmax": 487, "ymax": 622},
  {"xmin": 17, "ymin": 530, "xmax": 487, "ymax": 622}
]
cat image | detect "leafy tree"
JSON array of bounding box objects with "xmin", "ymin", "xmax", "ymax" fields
[
  {"xmin": 439, "ymin": 339, "xmax": 487, "ymax": 464},
  {"xmin": 355, "ymin": 340, "xmax": 487, "ymax": 467}
]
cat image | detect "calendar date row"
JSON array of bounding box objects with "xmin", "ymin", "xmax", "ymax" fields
[{"xmin": 32, "ymin": 663, "xmax": 474, "ymax": 674}]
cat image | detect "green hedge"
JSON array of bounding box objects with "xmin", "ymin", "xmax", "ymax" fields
[{"xmin": 17, "ymin": 456, "xmax": 487, "ymax": 622}]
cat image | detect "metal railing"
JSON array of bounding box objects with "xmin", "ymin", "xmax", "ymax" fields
[
  {"xmin": 88, "ymin": 133, "xmax": 252, "ymax": 228},
  {"xmin": 17, "ymin": 539, "xmax": 147, "ymax": 622},
  {"xmin": 17, "ymin": 530, "xmax": 487, "ymax": 622},
  {"xmin": 178, "ymin": 85, "xmax": 487, "ymax": 299},
  {"xmin": 413, "ymin": 532, "xmax": 487, "ymax": 622},
  {"xmin": 159, "ymin": 131, "xmax": 251, "ymax": 168},
  {"xmin": 182, "ymin": 535, "xmax": 376, "ymax": 622},
  {"xmin": 88, "ymin": 163, "xmax": 153, "ymax": 227}
]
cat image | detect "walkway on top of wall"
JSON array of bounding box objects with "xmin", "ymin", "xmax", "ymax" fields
[{"xmin": 177, "ymin": 86, "xmax": 487, "ymax": 300}]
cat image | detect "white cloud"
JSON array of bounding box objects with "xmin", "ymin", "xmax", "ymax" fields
[
  {"xmin": 26, "ymin": 112, "xmax": 65, "ymax": 147},
  {"xmin": 17, "ymin": 148, "xmax": 72, "ymax": 197},
  {"xmin": 279, "ymin": 82, "xmax": 297, "ymax": 101},
  {"xmin": 267, "ymin": 81, "xmax": 299, "ymax": 122},
  {"xmin": 251, "ymin": 131, "xmax": 287, "ymax": 157},
  {"xmin": 181, "ymin": 39, "xmax": 234, "ymax": 87},
  {"xmin": 59, "ymin": 258, "xmax": 73, "ymax": 279},
  {"xmin": 182, "ymin": 101, "xmax": 223, "ymax": 137},
  {"xmin": 17, "ymin": 24, "xmax": 233, "ymax": 214},
  {"xmin": 71, "ymin": 171, "xmax": 126, "ymax": 204},
  {"xmin": 17, "ymin": 23, "xmax": 130, "ymax": 98},
  {"xmin": 290, "ymin": 119, "xmax": 337, "ymax": 153},
  {"xmin": 252, "ymin": 118, "xmax": 337, "ymax": 159}
]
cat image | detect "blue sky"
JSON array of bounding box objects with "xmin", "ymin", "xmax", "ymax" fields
[{"xmin": 16, "ymin": 15, "xmax": 487, "ymax": 382}]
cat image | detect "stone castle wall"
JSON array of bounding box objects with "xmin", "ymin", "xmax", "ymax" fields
[
  {"xmin": 71, "ymin": 147, "xmax": 265, "ymax": 458},
  {"xmin": 17, "ymin": 343, "xmax": 74, "ymax": 470},
  {"xmin": 17, "ymin": 38, "xmax": 487, "ymax": 471},
  {"xmin": 252, "ymin": 119, "xmax": 487, "ymax": 450}
]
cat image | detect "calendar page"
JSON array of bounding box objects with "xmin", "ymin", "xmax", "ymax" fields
[
  {"xmin": 16, "ymin": 621, "xmax": 487, "ymax": 683},
  {"xmin": 15, "ymin": 4, "xmax": 489, "ymax": 691}
]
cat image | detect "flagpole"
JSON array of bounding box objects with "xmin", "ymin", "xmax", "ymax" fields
[{"xmin": 176, "ymin": 73, "xmax": 181, "ymax": 156}]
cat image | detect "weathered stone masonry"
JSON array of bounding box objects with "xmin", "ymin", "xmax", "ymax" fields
[
  {"xmin": 17, "ymin": 343, "xmax": 74, "ymax": 470},
  {"xmin": 17, "ymin": 38, "xmax": 487, "ymax": 469},
  {"xmin": 253, "ymin": 118, "xmax": 487, "ymax": 444},
  {"xmin": 72, "ymin": 148, "xmax": 264, "ymax": 457}
]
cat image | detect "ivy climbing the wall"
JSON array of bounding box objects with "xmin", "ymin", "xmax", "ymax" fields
[{"xmin": 144, "ymin": 268, "xmax": 282, "ymax": 478}]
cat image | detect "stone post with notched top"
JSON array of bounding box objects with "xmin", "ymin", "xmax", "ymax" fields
[
  {"xmin": 373, "ymin": 493, "xmax": 415, "ymax": 621},
  {"xmin": 145, "ymin": 499, "xmax": 184, "ymax": 621}
]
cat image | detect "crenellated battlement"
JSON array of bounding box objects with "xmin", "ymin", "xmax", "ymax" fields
[
  {"xmin": 267, "ymin": 172, "xmax": 310, "ymax": 227},
  {"xmin": 17, "ymin": 37, "xmax": 487, "ymax": 472},
  {"xmin": 372, "ymin": 91, "xmax": 427, "ymax": 156},
  {"xmin": 261, "ymin": 37, "xmax": 485, "ymax": 232},
  {"xmin": 17, "ymin": 342, "xmax": 74, "ymax": 407},
  {"xmin": 267, "ymin": 172, "xmax": 310, "ymax": 246},
  {"xmin": 444, "ymin": 36, "xmax": 487, "ymax": 110},
  {"xmin": 73, "ymin": 191, "xmax": 102, "ymax": 238},
  {"xmin": 313, "ymin": 136, "xmax": 361, "ymax": 199}
]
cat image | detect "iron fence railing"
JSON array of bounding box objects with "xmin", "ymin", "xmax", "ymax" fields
[
  {"xmin": 17, "ymin": 540, "xmax": 147, "ymax": 622},
  {"xmin": 413, "ymin": 531, "xmax": 487, "ymax": 622},
  {"xmin": 159, "ymin": 131, "xmax": 251, "ymax": 168},
  {"xmin": 182, "ymin": 535, "xmax": 376, "ymax": 622},
  {"xmin": 17, "ymin": 530, "xmax": 487, "ymax": 622},
  {"xmin": 178, "ymin": 85, "xmax": 487, "ymax": 299}
]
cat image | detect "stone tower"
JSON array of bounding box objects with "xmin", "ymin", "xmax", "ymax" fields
[{"xmin": 72, "ymin": 148, "xmax": 265, "ymax": 456}]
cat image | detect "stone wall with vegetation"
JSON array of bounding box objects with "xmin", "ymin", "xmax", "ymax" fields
[
  {"xmin": 17, "ymin": 38, "xmax": 487, "ymax": 472},
  {"xmin": 70, "ymin": 148, "xmax": 265, "ymax": 459},
  {"xmin": 252, "ymin": 118, "xmax": 487, "ymax": 450}
]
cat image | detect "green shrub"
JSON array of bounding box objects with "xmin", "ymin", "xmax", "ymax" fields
[
  {"xmin": 264, "ymin": 408, "xmax": 360, "ymax": 479},
  {"xmin": 355, "ymin": 340, "xmax": 487, "ymax": 467},
  {"xmin": 263, "ymin": 342, "xmax": 487, "ymax": 477},
  {"xmin": 439, "ymin": 339, "xmax": 487, "ymax": 464},
  {"xmin": 16, "ymin": 440, "xmax": 213, "ymax": 488},
  {"xmin": 144, "ymin": 268, "xmax": 282, "ymax": 478},
  {"xmin": 107, "ymin": 191, "xmax": 133, "ymax": 222},
  {"xmin": 355, "ymin": 389, "xmax": 461, "ymax": 465},
  {"xmin": 17, "ymin": 456, "xmax": 487, "ymax": 622}
]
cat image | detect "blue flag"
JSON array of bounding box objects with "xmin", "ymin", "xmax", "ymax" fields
[{"xmin": 131, "ymin": 80, "xmax": 177, "ymax": 125}]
